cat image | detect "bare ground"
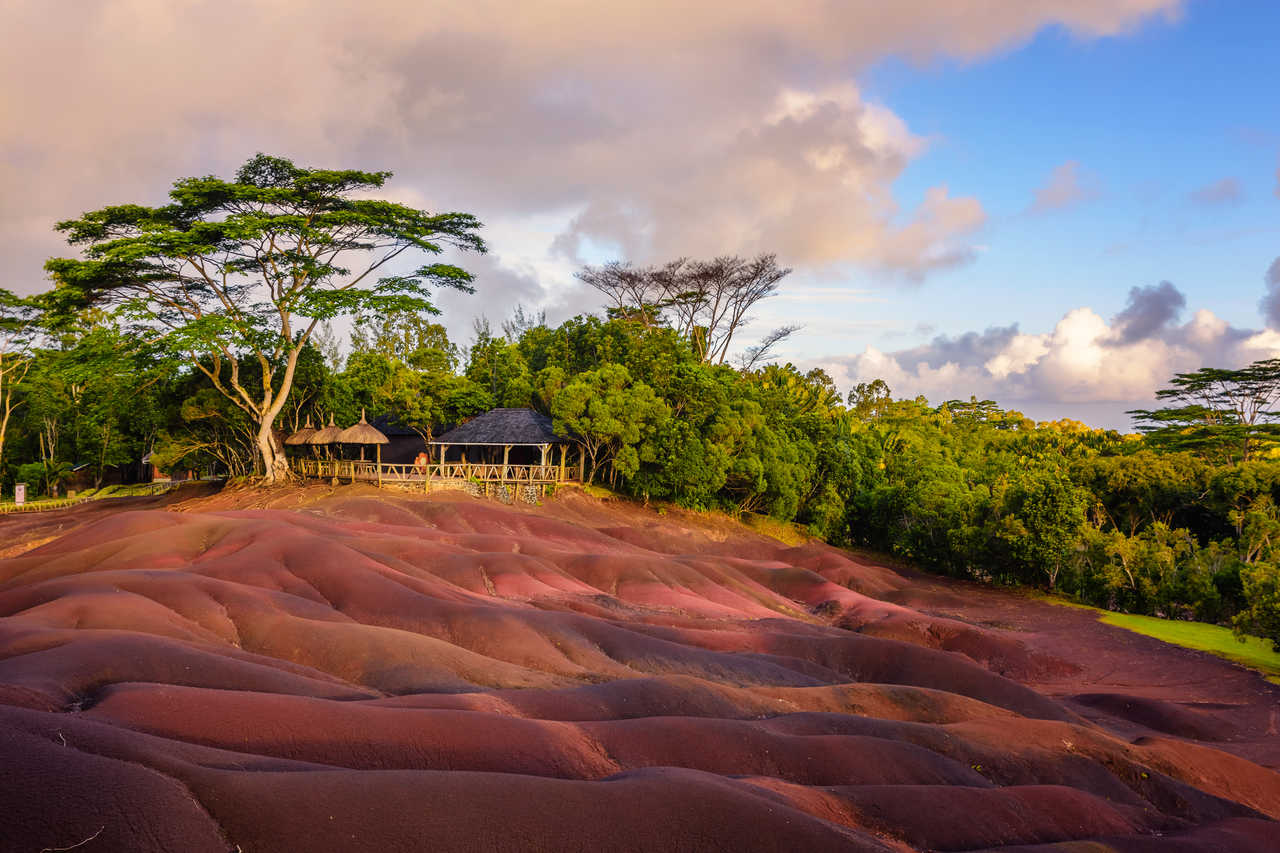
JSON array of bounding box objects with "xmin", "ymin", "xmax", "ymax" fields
[{"xmin": 0, "ymin": 484, "xmax": 1276, "ymax": 852}]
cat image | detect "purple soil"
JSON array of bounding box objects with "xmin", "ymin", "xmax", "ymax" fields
[{"xmin": 0, "ymin": 483, "xmax": 1277, "ymax": 851}]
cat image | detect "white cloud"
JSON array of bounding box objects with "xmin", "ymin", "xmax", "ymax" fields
[
  {"xmin": 2, "ymin": 0, "xmax": 1181, "ymax": 297},
  {"xmin": 1029, "ymin": 161, "xmax": 1101, "ymax": 213},
  {"xmin": 824, "ymin": 282, "xmax": 1280, "ymax": 427}
]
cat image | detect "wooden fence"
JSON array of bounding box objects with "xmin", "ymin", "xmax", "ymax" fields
[{"xmin": 293, "ymin": 458, "xmax": 576, "ymax": 488}]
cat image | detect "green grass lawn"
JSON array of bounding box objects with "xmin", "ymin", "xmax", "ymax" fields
[
  {"xmin": 0, "ymin": 482, "xmax": 179, "ymax": 511},
  {"xmin": 1094, "ymin": 611, "xmax": 1280, "ymax": 683}
]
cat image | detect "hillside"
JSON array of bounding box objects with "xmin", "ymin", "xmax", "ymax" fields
[{"xmin": 1, "ymin": 485, "xmax": 1278, "ymax": 852}]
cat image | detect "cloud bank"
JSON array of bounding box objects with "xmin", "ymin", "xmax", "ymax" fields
[
  {"xmin": 827, "ymin": 280, "xmax": 1280, "ymax": 427},
  {"xmin": 1, "ymin": 0, "xmax": 1182, "ymax": 294}
]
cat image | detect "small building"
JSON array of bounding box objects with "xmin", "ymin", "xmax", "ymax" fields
[
  {"xmin": 290, "ymin": 407, "xmax": 582, "ymax": 491},
  {"xmin": 430, "ymin": 407, "xmax": 570, "ymax": 469}
]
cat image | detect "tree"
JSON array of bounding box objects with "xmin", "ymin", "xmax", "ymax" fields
[
  {"xmin": 539, "ymin": 363, "xmax": 668, "ymax": 484},
  {"xmin": 46, "ymin": 153, "xmax": 484, "ymax": 483},
  {"xmin": 1234, "ymin": 562, "xmax": 1280, "ymax": 651},
  {"xmin": 43, "ymin": 313, "xmax": 172, "ymax": 487},
  {"xmin": 465, "ymin": 319, "xmax": 533, "ymax": 406},
  {"xmin": 1129, "ymin": 359, "xmax": 1280, "ymax": 464},
  {"xmin": 577, "ymin": 254, "xmax": 793, "ymax": 364},
  {"xmin": 350, "ymin": 309, "xmax": 460, "ymax": 373},
  {"xmin": 0, "ymin": 289, "xmax": 39, "ymax": 491},
  {"xmin": 848, "ymin": 379, "xmax": 892, "ymax": 421}
]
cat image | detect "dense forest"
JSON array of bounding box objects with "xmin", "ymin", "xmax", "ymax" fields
[{"xmin": 2, "ymin": 154, "xmax": 1278, "ymax": 652}]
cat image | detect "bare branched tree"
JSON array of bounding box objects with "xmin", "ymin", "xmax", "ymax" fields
[
  {"xmin": 737, "ymin": 324, "xmax": 803, "ymax": 371},
  {"xmin": 577, "ymin": 253, "xmax": 793, "ymax": 365},
  {"xmin": 502, "ymin": 304, "xmax": 547, "ymax": 340}
]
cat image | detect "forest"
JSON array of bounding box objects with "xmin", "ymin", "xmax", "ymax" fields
[{"xmin": 2, "ymin": 154, "xmax": 1278, "ymax": 651}]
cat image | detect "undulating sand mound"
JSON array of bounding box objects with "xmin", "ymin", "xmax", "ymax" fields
[{"xmin": 1, "ymin": 484, "xmax": 1277, "ymax": 851}]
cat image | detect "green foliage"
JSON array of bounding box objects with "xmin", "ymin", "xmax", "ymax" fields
[
  {"xmin": 1234, "ymin": 562, "xmax": 1280, "ymax": 651},
  {"xmin": 44, "ymin": 153, "xmax": 483, "ymax": 481},
  {"xmin": 1129, "ymin": 359, "xmax": 1280, "ymax": 464},
  {"xmin": 540, "ymin": 363, "xmax": 668, "ymax": 484}
]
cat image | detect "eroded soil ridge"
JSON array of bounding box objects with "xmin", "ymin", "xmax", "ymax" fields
[{"xmin": 1, "ymin": 487, "xmax": 1277, "ymax": 851}]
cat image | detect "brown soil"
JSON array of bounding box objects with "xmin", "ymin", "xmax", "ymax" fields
[{"xmin": 0, "ymin": 484, "xmax": 1276, "ymax": 852}]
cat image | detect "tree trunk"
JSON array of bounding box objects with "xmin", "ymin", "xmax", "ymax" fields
[
  {"xmin": 253, "ymin": 345, "xmax": 304, "ymax": 486},
  {"xmin": 256, "ymin": 417, "xmax": 291, "ymax": 485}
]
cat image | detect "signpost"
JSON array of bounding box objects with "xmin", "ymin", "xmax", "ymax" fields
[{"xmin": 14, "ymin": 483, "xmax": 26, "ymax": 506}]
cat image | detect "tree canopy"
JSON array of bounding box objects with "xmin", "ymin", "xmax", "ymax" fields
[
  {"xmin": 1129, "ymin": 359, "xmax": 1280, "ymax": 464},
  {"xmin": 45, "ymin": 153, "xmax": 485, "ymax": 481}
]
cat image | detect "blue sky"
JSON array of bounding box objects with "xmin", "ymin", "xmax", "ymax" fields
[
  {"xmin": 834, "ymin": 0, "xmax": 1279, "ymax": 343},
  {"xmin": 4, "ymin": 0, "xmax": 1278, "ymax": 428}
]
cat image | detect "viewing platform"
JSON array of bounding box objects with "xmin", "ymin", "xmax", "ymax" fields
[
  {"xmin": 292, "ymin": 457, "xmax": 581, "ymax": 500},
  {"xmin": 289, "ymin": 407, "xmax": 583, "ymax": 500}
]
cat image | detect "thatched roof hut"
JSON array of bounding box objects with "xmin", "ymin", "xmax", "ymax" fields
[
  {"xmin": 284, "ymin": 416, "xmax": 317, "ymax": 446},
  {"xmin": 337, "ymin": 409, "xmax": 389, "ymax": 446},
  {"xmin": 308, "ymin": 415, "xmax": 343, "ymax": 446}
]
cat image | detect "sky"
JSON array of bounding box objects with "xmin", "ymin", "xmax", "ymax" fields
[{"xmin": 3, "ymin": 0, "xmax": 1279, "ymax": 429}]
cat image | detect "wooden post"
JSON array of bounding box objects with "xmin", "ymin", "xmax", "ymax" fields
[
  {"xmin": 578, "ymin": 448, "xmax": 585, "ymax": 483},
  {"xmin": 539, "ymin": 443, "xmax": 548, "ymax": 476},
  {"xmin": 558, "ymin": 444, "xmax": 566, "ymax": 482},
  {"xmin": 439, "ymin": 445, "xmax": 448, "ymax": 479},
  {"xmin": 377, "ymin": 444, "xmax": 382, "ymax": 488},
  {"xmin": 503, "ymin": 444, "xmax": 511, "ymax": 480}
]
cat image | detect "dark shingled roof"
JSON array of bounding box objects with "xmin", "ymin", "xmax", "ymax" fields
[{"xmin": 430, "ymin": 407, "xmax": 564, "ymax": 445}]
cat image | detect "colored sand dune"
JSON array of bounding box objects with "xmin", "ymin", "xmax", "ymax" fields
[{"xmin": 1, "ymin": 486, "xmax": 1278, "ymax": 851}]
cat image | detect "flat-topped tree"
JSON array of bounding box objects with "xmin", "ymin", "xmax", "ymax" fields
[
  {"xmin": 45, "ymin": 153, "xmax": 485, "ymax": 483},
  {"xmin": 1129, "ymin": 359, "xmax": 1280, "ymax": 465}
]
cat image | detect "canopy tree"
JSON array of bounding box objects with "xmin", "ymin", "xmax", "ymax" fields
[
  {"xmin": 538, "ymin": 363, "xmax": 668, "ymax": 485},
  {"xmin": 0, "ymin": 289, "xmax": 40, "ymax": 488},
  {"xmin": 350, "ymin": 309, "xmax": 460, "ymax": 373},
  {"xmin": 45, "ymin": 153, "xmax": 484, "ymax": 483},
  {"xmin": 1129, "ymin": 358, "xmax": 1280, "ymax": 465}
]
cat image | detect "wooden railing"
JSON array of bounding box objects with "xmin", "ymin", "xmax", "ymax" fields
[{"xmin": 293, "ymin": 458, "xmax": 574, "ymax": 485}]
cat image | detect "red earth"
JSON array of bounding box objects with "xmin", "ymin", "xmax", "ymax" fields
[{"xmin": 1, "ymin": 483, "xmax": 1277, "ymax": 852}]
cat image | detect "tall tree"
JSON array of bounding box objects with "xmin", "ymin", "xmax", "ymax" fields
[
  {"xmin": 1129, "ymin": 359, "xmax": 1280, "ymax": 464},
  {"xmin": 46, "ymin": 153, "xmax": 484, "ymax": 483},
  {"xmin": 0, "ymin": 289, "xmax": 39, "ymax": 490},
  {"xmin": 350, "ymin": 310, "xmax": 460, "ymax": 372},
  {"xmin": 577, "ymin": 254, "xmax": 793, "ymax": 364}
]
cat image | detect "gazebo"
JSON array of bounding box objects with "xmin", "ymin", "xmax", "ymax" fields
[
  {"xmin": 283, "ymin": 416, "xmax": 317, "ymax": 452},
  {"xmin": 337, "ymin": 409, "xmax": 389, "ymax": 463},
  {"xmin": 429, "ymin": 407, "xmax": 572, "ymax": 476},
  {"xmin": 307, "ymin": 414, "xmax": 343, "ymax": 458}
]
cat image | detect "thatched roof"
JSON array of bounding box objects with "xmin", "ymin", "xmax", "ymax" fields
[
  {"xmin": 430, "ymin": 407, "xmax": 564, "ymax": 446},
  {"xmin": 337, "ymin": 409, "xmax": 389, "ymax": 445},
  {"xmin": 308, "ymin": 415, "xmax": 343, "ymax": 445},
  {"xmin": 284, "ymin": 416, "xmax": 317, "ymax": 446}
]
